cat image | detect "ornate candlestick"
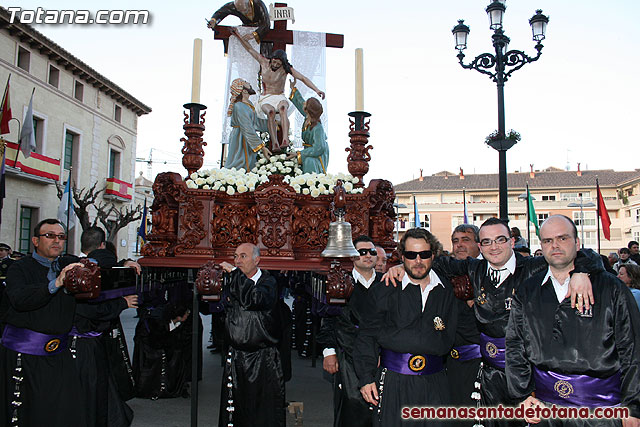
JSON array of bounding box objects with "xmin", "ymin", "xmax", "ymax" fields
[
  {"xmin": 181, "ymin": 102, "xmax": 207, "ymax": 176},
  {"xmin": 346, "ymin": 111, "xmax": 372, "ymax": 189}
]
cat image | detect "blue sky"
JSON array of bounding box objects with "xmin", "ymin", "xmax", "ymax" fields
[{"xmin": 9, "ymin": 1, "xmax": 640, "ymax": 185}]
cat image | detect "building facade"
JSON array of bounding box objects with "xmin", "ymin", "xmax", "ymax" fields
[
  {"xmin": 394, "ymin": 167, "xmax": 640, "ymax": 254},
  {"xmin": 0, "ymin": 8, "xmax": 151, "ymax": 258}
]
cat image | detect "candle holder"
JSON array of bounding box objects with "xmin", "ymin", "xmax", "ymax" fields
[
  {"xmin": 181, "ymin": 102, "xmax": 207, "ymax": 176},
  {"xmin": 346, "ymin": 111, "xmax": 372, "ymax": 189}
]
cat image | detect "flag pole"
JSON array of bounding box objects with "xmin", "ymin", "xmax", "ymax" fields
[
  {"xmin": 15, "ymin": 87, "xmax": 35, "ymax": 164},
  {"xmin": 526, "ymin": 183, "xmax": 531, "ymax": 247},
  {"xmin": 65, "ymin": 167, "xmax": 72, "ymax": 254},
  {"xmin": 463, "ymin": 188, "xmax": 466, "ymax": 223},
  {"xmin": 596, "ymin": 177, "xmax": 601, "ymax": 254}
]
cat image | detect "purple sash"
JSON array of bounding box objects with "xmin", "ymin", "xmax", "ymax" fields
[
  {"xmin": 450, "ymin": 344, "xmax": 481, "ymax": 361},
  {"xmin": 69, "ymin": 326, "xmax": 102, "ymax": 338},
  {"xmin": 1, "ymin": 324, "xmax": 68, "ymax": 356},
  {"xmin": 380, "ymin": 348, "xmax": 444, "ymax": 376},
  {"xmin": 479, "ymin": 333, "xmax": 506, "ymax": 370},
  {"xmin": 93, "ymin": 286, "xmax": 137, "ymax": 301},
  {"xmin": 533, "ymin": 367, "xmax": 621, "ymax": 408}
]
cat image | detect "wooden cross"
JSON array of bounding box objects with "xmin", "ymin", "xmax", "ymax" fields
[{"xmin": 213, "ymin": 2, "xmax": 344, "ymax": 54}]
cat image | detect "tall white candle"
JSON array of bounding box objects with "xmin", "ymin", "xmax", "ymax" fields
[
  {"xmin": 191, "ymin": 38, "xmax": 203, "ymax": 103},
  {"xmin": 355, "ymin": 48, "xmax": 364, "ymax": 111}
]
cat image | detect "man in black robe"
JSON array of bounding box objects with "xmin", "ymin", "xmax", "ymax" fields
[
  {"xmin": 0, "ymin": 218, "xmax": 84, "ymax": 426},
  {"xmin": 386, "ymin": 218, "xmax": 599, "ymax": 427},
  {"xmin": 506, "ymin": 215, "xmax": 640, "ymax": 427},
  {"xmin": 318, "ymin": 235, "xmax": 382, "ymax": 427},
  {"xmin": 218, "ymin": 242, "xmax": 285, "ymax": 427},
  {"xmin": 72, "ymin": 226, "xmax": 138, "ymax": 426},
  {"xmin": 355, "ymin": 228, "xmax": 457, "ymax": 426},
  {"xmin": 447, "ymin": 224, "xmax": 482, "ymax": 424}
]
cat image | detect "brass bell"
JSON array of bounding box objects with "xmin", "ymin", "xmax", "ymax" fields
[
  {"xmin": 321, "ymin": 213, "xmax": 359, "ymax": 258},
  {"xmin": 322, "ymin": 180, "xmax": 360, "ymax": 258},
  {"xmin": 322, "ymin": 219, "xmax": 359, "ymax": 257}
]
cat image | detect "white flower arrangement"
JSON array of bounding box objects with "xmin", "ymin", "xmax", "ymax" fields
[{"xmin": 184, "ymin": 152, "xmax": 364, "ymax": 198}]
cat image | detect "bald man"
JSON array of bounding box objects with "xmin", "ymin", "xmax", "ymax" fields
[{"xmin": 219, "ymin": 243, "xmax": 285, "ymax": 427}]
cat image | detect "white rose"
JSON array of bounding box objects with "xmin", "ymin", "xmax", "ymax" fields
[
  {"xmin": 212, "ymin": 182, "xmax": 221, "ymax": 190},
  {"xmin": 195, "ymin": 177, "xmax": 205, "ymax": 186},
  {"xmin": 238, "ymin": 168, "xmax": 246, "ymax": 174},
  {"xmin": 198, "ymin": 170, "xmax": 206, "ymax": 177},
  {"xmin": 294, "ymin": 168, "xmax": 302, "ymax": 175},
  {"xmin": 344, "ymin": 182, "xmax": 353, "ymax": 192},
  {"xmin": 306, "ymin": 178, "xmax": 316, "ymax": 187},
  {"xmin": 237, "ymin": 184, "xmax": 248, "ymax": 193},
  {"xmin": 352, "ymin": 177, "xmax": 359, "ymax": 184},
  {"xmin": 186, "ymin": 180, "xmax": 197, "ymax": 189},
  {"xmin": 302, "ymin": 188, "xmax": 310, "ymax": 195},
  {"xmin": 219, "ymin": 186, "xmax": 226, "ymax": 192},
  {"xmin": 310, "ymin": 188, "xmax": 320, "ymax": 198},
  {"xmin": 190, "ymin": 173, "xmax": 198, "ymax": 180},
  {"xmin": 293, "ymin": 184, "xmax": 301, "ymax": 192},
  {"xmin": 227, "ymin": 186, "xmax": 235, "ymax": 195},
  {"xmin": 202, "ymin": 184, "xmax": 210, "ymax": 190},
  {"xmin": 206, "ymin": 176, "xmax": 215, "ymax": 184}
]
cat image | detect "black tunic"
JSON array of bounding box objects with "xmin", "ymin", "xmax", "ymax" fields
[
  {"xmin": 353, "ymin": 272, "xmax": 457, "ymax": 426},
  {"xmin": 317, "ymin": 271, "xmax": 383, "ymax": 427},
  {"xmin": 446, "ymin": 295, "xmax": 481, "ymax": 425},
  {"xmin": 0, "ymin": 255, "xmax": 85, "ymax": 427},
  {"xmin": 219, "ymin": 268, "xmax": 285, "ymax": 427},
  {"xmin": 434, "ymin": 250, "xmax": 602, "ymax": 427},
  {"xmin": 506, "ymin": 269, "xmax": 640, "ymax": 423}
]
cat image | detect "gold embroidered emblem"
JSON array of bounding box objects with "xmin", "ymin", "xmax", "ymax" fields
[
  {"xmin": 45, "ymin": 338, "xmax": 61, "ymax": 353},
  {"xmin": 554, "ymin": 380, "xmax": 574, "ymax": 399},
  {"xmin": 409, "ymin": 355, "xmax": 426, "ymax": 372},
  {"xmin": 433, "ymin": 317, "xmax": 445, "ymax": 331},
  {"xmin": 485, "ymin": 342, "xmax": 498, "ymax": 358},
  {"xmin": 450, "ymin": 349, "xmax": 460, "ymax": 359}
]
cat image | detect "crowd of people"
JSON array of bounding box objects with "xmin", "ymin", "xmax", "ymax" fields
[{"xmin": 1, "ymin": 216, "xmax": 639, "ymax": 427}]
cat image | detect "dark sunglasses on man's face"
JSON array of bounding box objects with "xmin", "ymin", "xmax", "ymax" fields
[
  {"xmin": 37, "ymin": 233, "xmax": 67, "ymax": 241},
  {"xmin": 403, "ymin": 250, "xmax": 433, "ymax": 260},
  {"xmin": 357, "ymin": 248, "xmax": 378, "ymax": 257}
]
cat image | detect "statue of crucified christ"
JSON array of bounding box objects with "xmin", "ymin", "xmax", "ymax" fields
[{"xmin": 230, "ymin": 27, "xmax": 326, "ymax": 149}]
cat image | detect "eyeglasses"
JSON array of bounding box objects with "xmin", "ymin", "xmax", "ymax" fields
[
  {"xmin": 480, "ymin": 236, "xmax": 510, "ymax": 247},
  {"xmin": 357, "ymin": 248, "xmax": 378, "ymax": 257},
  {"xmin": 403, "ymin": 250, "xmax": 433, "ymax": 260},
  {"xmin": 37, "ymin": 233, "xmax": 67, "ymax": 241}
]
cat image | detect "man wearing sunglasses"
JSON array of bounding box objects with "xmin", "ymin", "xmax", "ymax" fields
[
  {"xmin": 506, "ymin": 215, "xmax": 640, "ymax": 427},
  {"xmin": 355, "ymin": 228, "xmax": 457, "ymax": 426},
  {"xmin": 318, "ymin": 235, "xmax": 382, "ymax": 427},
  {"xmin": 0, "ymin": 218, "xmax": 86, "ymax": 426},
  {"xmin": 385, "ymin": 218, "xmax": 601, "ymax": 427}
]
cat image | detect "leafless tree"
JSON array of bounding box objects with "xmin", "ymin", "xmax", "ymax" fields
[{"xmin": 55, "ymin": 181, "xmax": 142, "ymax": 242}]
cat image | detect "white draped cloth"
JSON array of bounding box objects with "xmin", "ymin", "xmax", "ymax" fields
[{"xmin": 220, "ymin": 27, "xmax": 327, "ymax": 151}]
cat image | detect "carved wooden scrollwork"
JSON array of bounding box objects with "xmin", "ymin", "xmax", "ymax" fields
[
  {"xmin": 174, "ymin": 195, "xmax": 206, "ymax": 254},
  {"xmin": 196, "ymin": 261, "xmax": 224, "ymax": 299},
  {"xmin": 292, "ymin": 205, "xmax": 331, "ymax": 249},
  {"xmin": 325, "ymin": 260, "xmax": 354, "ymax": 303},
  {"xmin": 254, "ymin": 175, "xmax": 295, "ymax": 256},
  {"xmin": 211, "ymin": 204, "xmax": 258, "ymax": 247},
  {"xmin": 64, "ymin": 259, "xmax": 101, "ymax": 300}
]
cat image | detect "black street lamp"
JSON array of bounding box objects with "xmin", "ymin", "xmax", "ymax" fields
[{"xmin": 452, "ymin": 2, "xmax": 549, "ymax": 220}]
